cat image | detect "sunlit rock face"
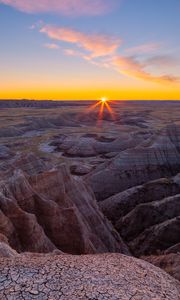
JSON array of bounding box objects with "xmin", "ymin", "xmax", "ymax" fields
[
  {"xmin": 48, "ymin": 132, "xmax": 143, "ymax": 158},
  {"xmin": 0, "ymin": 154, "xmax": 129, "ymax": 255}
]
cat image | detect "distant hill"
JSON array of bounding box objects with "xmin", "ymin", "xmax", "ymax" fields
[{"xmin": 0, "ymin": 100, "xmax": 93, "ymax": 108}]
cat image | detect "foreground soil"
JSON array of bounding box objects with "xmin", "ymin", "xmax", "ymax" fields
[{"xmin": 0, "ymin": 253, "xmax": 180, "ymax": 300}]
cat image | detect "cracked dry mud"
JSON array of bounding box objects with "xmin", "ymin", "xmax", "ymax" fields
[{"xmin": 0, "ymin": 253, "xmax": 180, "ymax": 300}]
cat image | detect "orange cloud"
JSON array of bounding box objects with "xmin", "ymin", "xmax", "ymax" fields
[
  {"xmin": 40, "ymin": 24, "xmax": 179, "ymax": 84},
  {"xmin": 0, "ymin": 0, "xmax": 117, "ymax": 16},
  {"xmin": 40, "ymin": 25, "xmax": 121, "ymax": 57},
  {"xmin": 112, "ymin": 56, "xmax": 179, "ymax": 83}
]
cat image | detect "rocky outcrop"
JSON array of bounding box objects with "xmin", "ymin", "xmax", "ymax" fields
[
  {"xmin": 0, "ymin": 253, "xmax": 179, "ymax": 299},
  {"xmin": 84, "ymin": 126, "xmax": 180, "ymax": 261},
  {"xmin": 70, "ymin": 163, "xmax": 94, "ymax": 175},
  {"xmin": 0, "ymin": 233, "xmax": 18, "ymax": 257},
  {"xmin": 116, "ymin": 194, "xmax": 180, "ymax": 242},
  {"xmin": 100, "ymin": 177, "xmax": 180, "ymax": 224},
  {"xmin": 129, "ymin": 217, "xmax": 180, "ymax": 256},
  {"xmin": 0, "ymin": 153, "xmax": 49, "ymax": 177},
  {"xmin": 0, "ymin": 154, "xmax": 129, "ymax": 255},
  {"xmin": 0, "ymin": 182, "xmax": 56, "ymax": 253},
  {"xmin": 143, "ymin": 253, "xmax": 180, "ymax": 281},
  {"xmin": 49, "ymin": 133, "xmax": 143, "ymax": 158},
  {"xmin": 87, "ymin": 126, "xmax": 180, "ymax": 200},
  {"xmin": 0, "ymin": 241, "xmax": 18, "ymax": 258},
  {"xmin": 0, "ymin": 145, "xmax": 12, "ymax": 159},
  {"xmin": 98, "ymin": 174, "xmax": 180, "ymax": 257},
  {"xmin": 165, "ymin": 243, "xmax": 180, "ymax": 254}
]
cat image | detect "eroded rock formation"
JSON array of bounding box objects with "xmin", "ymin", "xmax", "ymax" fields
[
  {"xmin": 87, "ymin": 125, "xmax": 180, "ymax": 200},
  {"xmin": 91, "ymin": 126, "xmax": 180, "ymax": 259},
  {"xmin": 0, "ymin": 154, "xmax": 129, "ymax": 255},
  {"xmin": 99, "ymin": 175, "xmax": 180, "ymax": 257},
  {"xmin": 49, "ymin": 132, "xmax": 143, "ymax": 158}
]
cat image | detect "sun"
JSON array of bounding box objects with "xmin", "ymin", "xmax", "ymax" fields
[{"xmin": 101, "ymin": 97, "xmax": 108, "ymax": 103}]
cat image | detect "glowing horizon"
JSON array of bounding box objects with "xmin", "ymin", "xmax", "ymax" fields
[{"xmin": 1, "ymin": 88, "xmax": 179, "ymax": 101}]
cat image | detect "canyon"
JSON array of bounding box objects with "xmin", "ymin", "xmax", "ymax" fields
[{"xmin": 0, "ymin": 100, "xmax": 180, "ymax": 299}]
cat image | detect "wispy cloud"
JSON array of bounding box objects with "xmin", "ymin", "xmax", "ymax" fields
[
  {"xmin": 0, "ymin": 0, "xmax": 117, "ymax": 16},
  {"xmin": 40, "ymin": 25, "xmax": 121, "ymax": 57},
  {"xmin": 44, "ymin": 43, "xmax": 59, "ymax": 49},
  {"xmin": 63, "ymin": 48, "xmax": 91, "ymax": 61},
  {"xmin": 145, "ymin": 55, "xmax": 180, "ymax": 67},
  {"xmin": 125, "ymin": 43, "xmax": 160, "ymax": 55},
  {"xmin": 112, "ymin": 56, "xmax": 179, "ymax": 83},
  {"xmin": 29, "ymin": 20, "xmax": 44, "ymax": 30},
  {"xmin": 64, "ymin": 48, "xmax": 112, "ymax": 69},
  {"xmin": 39, "ymin": 24, "xmax": 179, "ymax": 84}
]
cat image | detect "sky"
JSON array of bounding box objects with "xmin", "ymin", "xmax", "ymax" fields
[{"xmin": 0, "ymin": 0, "xmax": 180, "ymax": 100}]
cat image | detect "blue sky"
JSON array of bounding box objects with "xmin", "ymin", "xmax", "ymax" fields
[{"xmin": 0, "ymin": 0, "xmax": 180, "ymax": 100}]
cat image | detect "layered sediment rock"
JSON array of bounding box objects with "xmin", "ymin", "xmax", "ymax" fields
[
  {"xmin": 100, "ymin": 177, "xmax": 180, "ymax": 224},
  {"xmin": 0, "ymin": 154, "xmax": 129, "ymax": 255},
  {"xmin": 116, "ymin": 194, "xmax": 180, "ymax": 242},
  {"xmin": 100, "ymin": 176, "xmax": 180, "ymax": 257},
  {"xmin": 87, "ymin": 125, "xmax": 180, "ymax": 200},
  {"xmin": 50, "ymin": 133, "xmax": 143, "ymax": 158},
  {"xmin": 129, "ymin": 217, "xmax": 180, "ymax": 256},
  {"xmin": 91, "ymin": 126, "xmax": 180, "ymax": 259}
]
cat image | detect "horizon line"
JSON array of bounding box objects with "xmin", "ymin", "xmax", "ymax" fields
[{"xmin": 0, "ymin": 99, "xmax": 180, "ymax": 102}]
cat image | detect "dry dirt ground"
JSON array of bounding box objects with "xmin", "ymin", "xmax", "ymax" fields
[{"xmin": 0, "ymin": 253, "xmax": 180, "ymax": 300}]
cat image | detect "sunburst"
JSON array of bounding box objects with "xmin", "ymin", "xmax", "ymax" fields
[
  {"xmin": 101, "ymin": 97, "xmax": 107, "ymax": 103},
  {"xmin": 81, "ymin": 97, "xmax": 116, "ymax": 124},
  {"xmin": 92, "ymin": 98, "xmax": 115, "ymax": 122}
]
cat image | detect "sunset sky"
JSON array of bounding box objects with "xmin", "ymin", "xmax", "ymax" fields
[{"xmin": 0, "ymin": 0, "xmax": 180, "ymax": 100}]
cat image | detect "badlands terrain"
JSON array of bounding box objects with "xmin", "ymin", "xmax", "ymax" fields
[{"xmin": 0, "ymin": 100, "xmax": 180, "ymax": 299}]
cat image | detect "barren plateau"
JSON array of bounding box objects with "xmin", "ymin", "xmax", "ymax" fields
[{"xmin": 0, "ymin": 100, "xmax": 180, "ymax": 299}]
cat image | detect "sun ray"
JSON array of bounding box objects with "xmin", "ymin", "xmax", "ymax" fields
[
  {"xmin": 80, "ymin": 97, "xmax": 115, "ymax": 125},
  {"xmin": 99, "ymin": 102, "xmax": 105, "ymax": 118},
  {"xmin": 104, "ymin": 101, "xmax": 116, "ymax": 120},
  {"xmin": 76, "ymin": 100, "xmax": 102, "ymax": 122},
  {"xmin": 87, "ymin": 100, "xmax": 102, "ymax": 112},
  {"xmin": 97, "ymin": 102, "xmax": 105, "ymax": 124}
]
